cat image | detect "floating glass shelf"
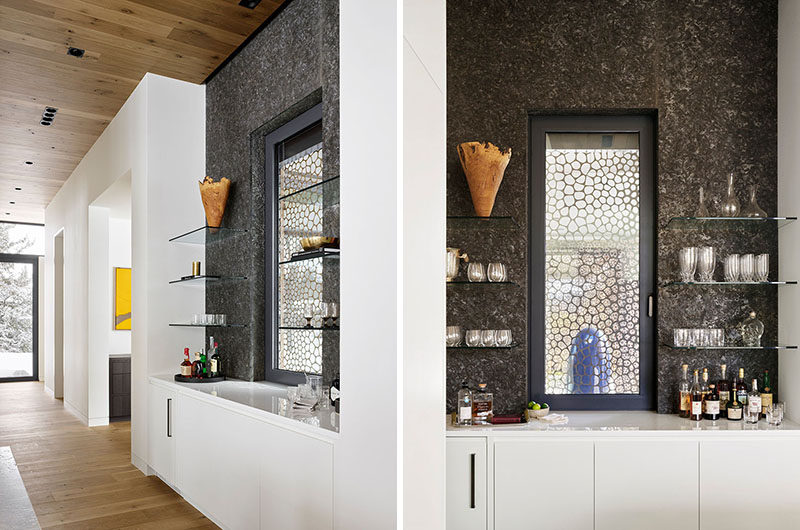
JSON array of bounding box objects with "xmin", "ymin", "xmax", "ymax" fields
[
  {"xmin": 278, "ymin": 176, "xmax": 339, "ymax": 205},
  {"xmin": 169, "ymin": 275, "xmax": 247, "ymax": 285},
  {"xmin": 662, "ymin": 343, "xmax": 797, "ymax": 351},
  {"xmin": 447, "ymin": 280, "xmax": 518, "ymax": 286},
  {"xmin": 665, "ymin": 216, "xmax": 797, "ymax": 230},
  {"xmin": 662, "ymin": 280, "xmax": 797, "ymax": 287},
  {"xmin": 169, "ymin": 226, "xmax": 247, "ymax": 245},
  {"xmin": 279, "ymin": 326, "xmax": 340, "ymax": 331},
  {"xmin": 447, "ymin": 343, "xmax": 519, "ymax": 350},
  {"xmin": 169, "ymin": 323, "xmax": 247, "ymax": 328},
  {"xmin": 447, "ymin": 215, "xmax": 519, "ymax": 230},
  {"xmin": 279, "ymin": 248, "xmax": 340, "ymax": 265}
]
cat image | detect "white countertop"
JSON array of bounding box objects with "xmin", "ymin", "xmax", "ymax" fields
[
  {"xmin": 447, "ymin": 410, "xmax": 800, "ymax": 437},
  {"xmin": 150, "ymin": 374, "xmax": 339, "ymax": 437}
]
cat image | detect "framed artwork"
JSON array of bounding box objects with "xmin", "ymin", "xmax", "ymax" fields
[{"xmin": 114, "ymin": 267, "xmax": 131, "ymax": 330}]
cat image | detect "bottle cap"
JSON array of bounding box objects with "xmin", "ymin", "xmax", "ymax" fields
[{"xmin": 478, "ymin": 383, "xmax": 487, "ymax": 390}]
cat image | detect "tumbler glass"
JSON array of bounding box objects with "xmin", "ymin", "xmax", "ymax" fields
[
  {"xmin": 767, "ymin": 402, "xmax": 785, "ymax": 426},
  {"xmin": 480, "ymin": 329, "xmax": 497, "ymax": 347},
  {"xmin": 495, "ymin": 330, "xmax": 513, "ymax": 346},
  {"xmin": 711, "ymin": 328, "xmax": 725, "ymax": 347},
  {"xmin": 487, "ymin": 263, "xmax": 508, "ymax": 282},
  {"xmin": 467, "ymin": 262, "xmax": 487, "ymax": 282},
  {"xmin": 739, "ymin": 254, "xmax": 754, "ymax": 282},
  {"xmin": 673, "ymin": 328, "xmax": 689, "ymax": 347},
  {"xmin": 690, "ymin": 328, "xmax": 704, "ymax": 347},
  {"xmin": 446, "ymin": 326, "xmax": 463, "ymax": 346},
  {"xmin": 724, "ymin": 254, "xmax": 740, "ymax": 282},
  {"xmin": 697, "ymin": 246, "xmax": 716, "ymax": 282},
  {"xmin": 679, "ymin": 247, "xmax": 698, "ymax": 282},
  {"xmin": 755, "ymin": 254, "xmax": 769, "ymax": 282},
  {"xmin": 465, "ymin": 330, "xmax": 482, "ymax": 347}
]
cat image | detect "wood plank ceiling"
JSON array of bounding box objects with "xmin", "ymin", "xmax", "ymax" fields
[{"xmin": 0, "ymin": 0, "xmax": 284, "ymax": 224}]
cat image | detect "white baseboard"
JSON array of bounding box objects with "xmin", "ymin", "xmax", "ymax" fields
[
  {"xmin": 131, "ymin": 453, "xmax": 148, "ymax": 474},
  {"xmin": 63, "ymin": 399, "xmax": 88, "ymax": 425},
  {"xmin": 43, "ymin": 385, "xmax": 54, "ymax": 397},
  {"xmin": 88, "ymin": 417, "xmax": 109, "ymax": 427}
]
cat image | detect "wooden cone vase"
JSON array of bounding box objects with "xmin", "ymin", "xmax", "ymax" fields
[
  {"xmin": 199, "ymin": 176, "xmax": 231, "ymax": 228},
  {"xmin": 457, "ymin": 141, "xmax": 511, "ymax": 217}
]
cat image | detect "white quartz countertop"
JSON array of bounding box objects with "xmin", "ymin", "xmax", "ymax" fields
[
  {"xmin": 447, "ymin": 410, "xmax": 800, "ymax": 437},
  {"xmin": 150, "ymin": 374, "xmax": 339, "ymax": 438}
]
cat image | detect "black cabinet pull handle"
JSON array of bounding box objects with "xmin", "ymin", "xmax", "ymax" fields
[
  {"xmin": 167, "ymin": 398, "xmax": 172, "ymax": 438},
  {"xmin": 470, "ymin": 452, "xmax": 476, "ymax": 509}
]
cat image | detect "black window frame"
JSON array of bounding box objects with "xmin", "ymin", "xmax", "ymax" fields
[
  {"xmin": 528, "ymin": 114, "xmax": 656, "ymax": 410},
  {"xmin": 264, "ymin": 103, "xmax": 324, "ymax": 386},
  {"xmin": 0, "ymin": 253, "xmax": 39, "ymax": 383}
]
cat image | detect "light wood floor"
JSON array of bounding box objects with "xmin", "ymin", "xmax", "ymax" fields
[{"xmin": 0, "ymin": 382, "xmax": 217, "ymax": 529}]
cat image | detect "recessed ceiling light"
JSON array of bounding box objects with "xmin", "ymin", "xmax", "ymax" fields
[
  {"xmin": 5, "ymin": 213, "xmax": 10, "ymax": 216},
  {"xmin": 40, "ymin": 120, "xmax": 52, "ymax": 126},
  {"xmin": 45, "ymin": 107, "xmax": 58, "ymax": 113},
  {"xmin": 9, "ymin": 201, "xmax": 15, "ymax": 205},
  {"xmin": 239, "ymin": 0, "xmax": 261, "ymax": 8},
  {"xmin": 67, "ymin": 47, "xmax": 85, "ymax": 58},
  {"xmin": 14, "ymin": 187, "xmax": 22, "ymax": 191},
  {"xmin": 24, "ymin": 161, "xmax": 33, "ymax": 165}
]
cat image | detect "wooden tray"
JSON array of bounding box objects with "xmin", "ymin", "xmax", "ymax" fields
[{"xmin": 174, "ymin": 374, "xmax": 226, "ymax": 383}]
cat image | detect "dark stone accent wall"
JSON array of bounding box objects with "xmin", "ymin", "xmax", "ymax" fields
[
  {"xmin": 205, "ymin": 0, "xmax": 339, "ymax": 381},
  {"xmin": 447, "ymin": 0, "xmax": 778, "ymax": 414}
]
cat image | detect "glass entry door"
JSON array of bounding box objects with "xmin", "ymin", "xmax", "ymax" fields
[{"xmin": 0, "ymin": 254, "xmax": 38, "ymax": 381}]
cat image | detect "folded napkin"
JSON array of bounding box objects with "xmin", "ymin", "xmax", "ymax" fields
[{"xmin": 538, "ymin": 413, "xmax": 568, "ymax": 425}]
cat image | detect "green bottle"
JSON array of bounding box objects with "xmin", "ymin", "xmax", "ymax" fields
[{"xmin": 200, "ymin": 348, "xmax": 208, "ymax": 377}]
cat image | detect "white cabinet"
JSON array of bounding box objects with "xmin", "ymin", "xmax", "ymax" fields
[
  {"xmin": 493, "ymin": 439, "xmax": 594, "ymax": 530},
  {"xmin": 174, "ymin": 394, "xmax": 261, "ymax": 530},
  {"xmin": 147, "ymin": 383, "xmax": 176, "ymax": 483},
  {"xmin": 595, "ymin": 440, "xmax": 699, "ymax": 530},
  {"xmin": 446, "ymin": 438, "xmax": 487, "ymax": 530},
  {"xmin": 700, "ymin": 440, "xmax": 800, "ymax": 530}
]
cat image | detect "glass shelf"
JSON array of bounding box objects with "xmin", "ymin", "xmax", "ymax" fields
[
  {"xmin": 279, "ymin": 326, "xmax": 340, "ymax": 331},
  {"xmin": 169, "ymin": 275, "xmax": 248, "ymax": 285},
  {"xmin": 447, "ymin": 281, "xmax": 518, "ymax": 286},
  {"xmin": 447, "ymin": 215, "xmax": 519, "ymax": 230},
  {"xmin": 665, "ymin": 216, "xmax": 797, "ymax": 230},
  {"xmin": 279, "ymin": 248, "xmax": 340, "ymax": 265},
  {"xmin": 662, "ymin": 343, "xmax": 797, "ymax": 351},
  {"xmin": 169, "ymin": 226, "xmax": 248, "ymax": 245},
  {"xmin": 278, "ymin": 176, "xmax": 339, "ymax": 205},
  {"xmin": 447, "ymin": 343, "xmax": 519, "ymax": 350},
  {"xmin": 169, "ymin": 323, "xmax": 247, "ymax": 328},
  {"xmin": 662, "ymin": 280, "xmax": 797, "ymax": 287}
]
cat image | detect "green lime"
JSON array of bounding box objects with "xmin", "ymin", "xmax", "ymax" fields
[
  {"xmin": 527, "ymin": 401, "xmax": 536, "ymax": 409},
  {"xmin": 541, "ymin": 403, "xmax": 549, "ymax": 409},
  {"xmin": 532, "ymin": 403, "xmax": 541, "ymax": 410}
]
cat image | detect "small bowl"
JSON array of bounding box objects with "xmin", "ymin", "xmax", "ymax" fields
[
  {"xmin": 300, "ymin": 236, "xmax": 340, "ymax": 251},
  {"xmin": 526, "ymin": 407, "xmax": 550, "ymax": 421}
]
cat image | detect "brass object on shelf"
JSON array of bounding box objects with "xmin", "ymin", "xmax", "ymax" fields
[
  {"xmin": 192, "ymin": 261, "xmax": 201, "ymax": 276},
  {"xmin": 300, "ymin": 236, "xmax": 340, "ymax": 251},
  {"xmin": 199, "ymin": 176, "xmax": 231, "ymax": 228}
]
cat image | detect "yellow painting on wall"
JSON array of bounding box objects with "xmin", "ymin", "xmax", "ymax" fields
[{"xmin": 114, "ymin": 267, "xmax": 132, "ymax": 330}]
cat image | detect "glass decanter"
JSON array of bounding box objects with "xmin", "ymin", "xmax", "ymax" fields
[
  {"xmin": 740, "ymin": 311, "xmax": 764, "ymax": 347},
  {"xmin": 741, "ymin": 184, "xmax": 767, "ymax": 218},
  {"xmin": 721, "ymin": 172, "xmax": 740, "ymax": 217},
  {"xmin": 696, "ymin": 186, "xmax": 710, "ymax": 217}
]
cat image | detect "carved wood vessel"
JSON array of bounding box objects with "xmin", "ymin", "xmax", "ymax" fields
[{"xmin": 457, "ymin": 141, "xmax": 512, "ymax": 217}]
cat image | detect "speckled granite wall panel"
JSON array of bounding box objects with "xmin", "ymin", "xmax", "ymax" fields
[
  {"xmin": 206, "ymin": 0, "xmax": 339, "ymax": 381},
  {"xmin": 447, "ymin": 0, "xmax": 777, "ymax": 414}
]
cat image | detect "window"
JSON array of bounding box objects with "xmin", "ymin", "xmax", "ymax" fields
[{"xmin": 529, "ymin": 115, "xmax": 655, "ymax": 409}]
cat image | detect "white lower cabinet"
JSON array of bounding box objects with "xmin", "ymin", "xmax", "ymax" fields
[
  {"xmin": 493, "ymin": 439, "xmax": 594, "ymax": 530},
  {"xmin": 699, "ymin": 440, "xmax": 800, "ymax": 530},
  {"xmin": 595, "ymin": 440, "xmax": 699, "ymax": 530},
  {"xmin": 446, "ymin": 438, "xmax": 487, "ymax": 530},
  {"xmin": 147, "ymin": 384, "xmax": 176, "ymax": 484}
]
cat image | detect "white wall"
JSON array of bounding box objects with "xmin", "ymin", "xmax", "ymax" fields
[
  {"xmin": 44, "ymin": 74, "xmax": 205, "ymax": 456},
  {"xmin": 778, "ymin": 0, "xmax": 800, "ymax": 422}
]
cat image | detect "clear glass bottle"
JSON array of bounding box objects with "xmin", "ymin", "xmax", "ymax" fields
[
  {"xmin": 742, "ymin": 184, "xmax": 767, "ymax": 218},
  {"xmin": 717, "ymin": 364, "xmax": 731, "ymax": 418},
  {"xmin": 690, "ymin": 369, "xmax": 703, "ymax": 421},
  {"xmin": 678, "ymin": 364, "xmax": 691, "ymax": 418},
  {"xmin": 705, "ymin": 384, "xmax": 720, "ymax": 420},
  {"xmin": 700, "ymin": 368, "xmax": 710, "ymax": 413},
  {"xmin": 721, "ymin": 172, "xmax": 741, "ymax": 217},
  {"xmin": 472, "ymin": 383, "xmax": 493, "ymax": 425},
  {"xmin": 761, "ymin": 370, "xmax": 773, "ymax": 418},
  {"xmin": 746, "ymin": 378, "xmax": 762, "ymax": 423},
  {"xmin": 740, "ymin": 311, "xmax": 764, "ymax": 347},
  {"xmin": 696, "ymin": 186, "xmax": 710, "ymax": 217},
  {"xmin": 456, "ymin": 381, "xmax": 473, "ymax": 426}
]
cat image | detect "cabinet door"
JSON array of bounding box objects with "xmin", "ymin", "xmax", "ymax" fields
[
  {"xmin": 494, "ymin": 439, "xmax": 593, "ymax": 530},
  {"xmin": 700, "ymin": 440, "xmax": 800, "ymax": 529},
  {"xmin": 595, "ymin": 440, "xmax": 698, "ymax": 530},
  {"xmin": 174, "ymin": 395, "xmax": 261, "ymax": 530},
  {"xmin": 446, "ymin": 438, "xmax": 487, "ymax": 530},
  {"xmin": 147, "ymin": 384, "xmax": 176, "ymax": 484}
]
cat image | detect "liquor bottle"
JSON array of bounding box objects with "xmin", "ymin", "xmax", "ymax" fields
[
  {"xmin": 678, "ymin": 364, "xmax": 691, "ymax": 418},
  {"xmin": 746, "ymin": 378, "xmax": 762, "ymax": 424},
  {"xmin": 210, "ymin": 342, "xmax": 222, "ymax": 377},
  {"xmin": 727, "ymin": 390, "xmax": 743, "ymax": 421},
  {"xmin": 456, "ymin": 381, "xmax": 473, "ymax": 426},
  {"xmin": 690, "ymin": 369, "xmax": 703, "ymax": 421},
  {"xmin": 331, "ymin": 373, "xmax": 340, "ymax": 413},
  {"xmin": 735, "ymin": 368, "xmax": 749, "ymax": 407},
  {"xmin": 717, "ymin": 364, "xmax": 731, "ymax": 419},
  {"xmin": 472, "ymin": 383, "xmax": 493, "ymax": 425},
  {"xmin": 180, "ymin": 348, "xmax": 192, "ymax": 377},
  {"xmin": 199, "ymin": 348, "xmax": 208, "ymax": 378},
  {"xmin": 700, "ymin": 368, "xmax": 710, "ymax": 413},
  {"xmin": 704, "ymin": 384, "xmax": 720, "ymax": 420},
  {"xmin": 191, "ymin": 352, "xmax": 203, "ymax": 378},
  {"xmin": 761, "ymin": 370, "xmax": 773, "ymax": 418}
]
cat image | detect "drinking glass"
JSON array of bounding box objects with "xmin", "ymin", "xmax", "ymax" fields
[
  {"xmin": 329, "ymin": 302, "xmax": 340, "ymax": 326},
  {"xmin": 487, "ymin": 263, "xmax": 508, "ymax": 282},
  {"xmin": 321, "ymin": 302, "xmax": 332, "ymax": 327},
  {"xmin": 319, "ymin": 387, "xmax": 331, "ymax": 410},
  {"xmin": 679, "ymin": 247, "xmax": 698, "ymax": 282},
  {"xmin": 465, "ymin": 330, "xmax": 482, "ymax": 347},
  {"xmin": 739, "ymin": 254, "xmax": 754, "ymax": 282},
  {"xmin": 495, "ymin": 329, "xmax": 513, "ymax": 346},
  {"xmin": 305, "ymin": 374, "xmax": 323, "ymax": 402},
  {"xmin": 304, "ymin": 304, "xmax": 315, "ymax": 328},
  {"xmin": 724, "ymin": 254, "xmax": 740, "ymax": 282},
  {"xmin": 286, "ymin": 387, "xmax": 298, "ymax": 404},
  {"xmin": 480, "ymin": 329, "xmax": 496, "ymax": 347},
  {"xmin": 767, "ymin": 402, "xmax": 785, "ymax": 426},
  {"xmin": 467, "ymin": 262, "xmax": 487, "ymax": 282},
  {"xmin": 697, "ymin": 246, "xmax": 716, "ymax": 282},
  {"xmin": 192, "ymin": 314, "xmax": 202, "ymax": 325},
  {"xmin": 755, "ymin": 254, "xmax": 769, "ymax": 282},
  {"xmin": 711, "ymin": 328, "xmax": 725, "ymax": 347},
  {"xmin": 673, "ymin": 328, "xmax": 689, "ymax": 347},
  {"xmin": 690, "ymin": 328, "xmax": 704, "ymax": 347},
  {"xmin": 446, "ymin": 326, "xmax": 463, "ymax": 346},
  {"xmin": 744, "ymin": 402, "xmax": 760, "ymax": 424}
]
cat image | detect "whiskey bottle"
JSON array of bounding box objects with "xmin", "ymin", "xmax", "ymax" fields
[
  {"xmin": 704, "ymin": 384, "xmax": 720, "ymax": 421},
  {"xmin": 727, "ymin": 391, "xmax": 743, "ymax": 421},
  {"xmin": 761, "ymin": 370, "xmax": 773, "ymax": 418},
  {"xmin": 210, "ymin": 342, "xmax": 222, "ymax": 377},
  {"xmin": 456, "ymin": 381, "xmax": 473, "ymax": 426},
  {"xmin": 690, "ymin": 369, "xmax": 703, "ymax": 421},
  {"xmin": 746, "ymin": 378, "xmax": 762, "ymax": 424},
  {"xmin": 472, "ymin": 383, "xmax": 494, "ymax": 425},
  {"xmin": 700, "ymin": 368, "xmax": 710, "ymax": 413},
  {"xmin": 180, "ymin": 348, "xmax": 192, "ymax": 377},
  {"xmin": 717, "ymin": 364, "xmax": 731, "ymax": 419},
  {"xmin": 191, "ymin": 352, "xmax": 203, "ymax": 378},
  {"xmin": 678, "ymin": 364, "xmax": 691, "ymax": 418},
  {"xmin": 735, "ymin": 368, "xmax": 749, "ymax": 407}
]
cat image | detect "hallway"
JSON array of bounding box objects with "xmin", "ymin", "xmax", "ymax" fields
[{"xmin": 0, "ymin": 382, "xmax": 215, "ymax": 529}]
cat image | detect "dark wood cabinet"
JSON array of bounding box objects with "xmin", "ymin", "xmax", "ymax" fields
[{"xmin": 109, "ymin": 356, "xmax": 131, "ymax": 420}]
